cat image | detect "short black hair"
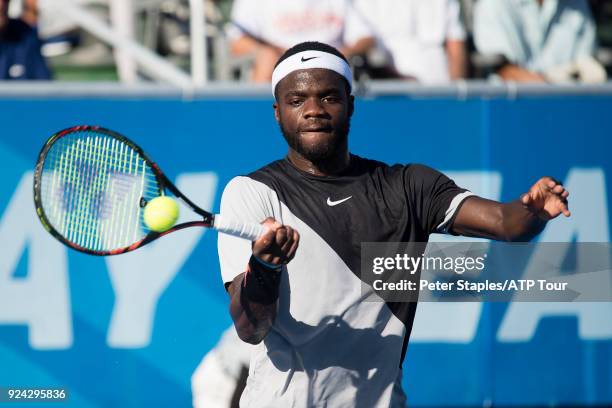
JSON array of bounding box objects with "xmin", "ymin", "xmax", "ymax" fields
[
  {"xmin": 273, "ymin": 41, "xmax": 351, "ymax": 99},
  {"xmin": 274, "ymin": 41, "xmax": 348, "ymax": 69}
]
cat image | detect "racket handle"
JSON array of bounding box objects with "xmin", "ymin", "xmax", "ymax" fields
[{"xmin": 213, "ymin": 215, "xmax": 268, "ymax": 241}]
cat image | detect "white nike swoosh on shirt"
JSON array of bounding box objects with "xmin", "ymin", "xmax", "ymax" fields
[{"xmin": 326, "ymin": 196, "xmax": 353, "ymax": 206}]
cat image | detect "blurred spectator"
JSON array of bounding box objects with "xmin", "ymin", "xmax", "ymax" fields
[
  {"xmin": 20, "ymin": 0, "xmax": 37, "ymax": 27},
  {"xmin": 228, "ymin": 0, "xmax": 375, "ymax": 82},
  {"xmin": 474, "ymin": 0, "xmax": 606, "ymax": 83},
  {"xmin": 191, "ymin": 326, "xmax": 252, "ymax": 408},
  {"xmin": 353, "ymin": 0, "xmax": 467, "ymax": 83},
  {"xmin": 0, "ymin": 0, "xmax": 50, "ymax": 79}
]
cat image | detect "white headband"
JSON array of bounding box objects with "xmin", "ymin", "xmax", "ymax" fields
[{"xmin": 271, "ymin": 50, "xmax": 353, "ymax": 96}]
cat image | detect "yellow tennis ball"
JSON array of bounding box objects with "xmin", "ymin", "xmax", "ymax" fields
[{"xmin": 143, "ymin": 196, "xmax": 179, "ymax": 232}]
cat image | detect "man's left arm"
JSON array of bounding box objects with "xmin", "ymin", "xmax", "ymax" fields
[{"xmin": 451, "ymin": 177, "xmax": 570, "ymax": 241}]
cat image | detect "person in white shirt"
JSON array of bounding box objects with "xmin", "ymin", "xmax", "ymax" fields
[
  {"xmin": 352, "ymin": 0, "xmax": 467, "ymax": 83},
  {"xmin": 228, "ymin": 0, "xmax": 375, "ymax": 82},
  {"xmin": 474, "ymin": 0, "xmax": 606, "ymax": 83}
]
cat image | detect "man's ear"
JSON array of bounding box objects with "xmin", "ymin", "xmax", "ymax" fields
[
  {"xmin": 273, "ymin": 102, "xmax": 280, "ymax": 123},
  {"xmin": 348, "ymin": 95, "xmax": 355, "ymax": 117}
]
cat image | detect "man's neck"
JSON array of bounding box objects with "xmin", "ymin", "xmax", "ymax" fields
[{"xmin": 287, "ymin": 149, "xmax": 351, "ymax": 177}]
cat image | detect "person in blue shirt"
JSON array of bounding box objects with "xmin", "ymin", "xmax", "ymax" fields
[
  {"xmin": 474, "ymin": 0, "xmax": 605, "ymax": 83},
  {"xmin": 0, "ymin": 0, "xmax": 51, "ymax": 80}
]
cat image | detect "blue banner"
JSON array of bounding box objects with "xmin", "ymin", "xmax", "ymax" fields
[{"xmin": 0, "ymin": 92, "xmax": 610, "ymax": 406}]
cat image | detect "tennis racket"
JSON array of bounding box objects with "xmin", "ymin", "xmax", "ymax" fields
[{"xmin": 33, "ymin": 125, "xmax": 266, "ymax": 256}]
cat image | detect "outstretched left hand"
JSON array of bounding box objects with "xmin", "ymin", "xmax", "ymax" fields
[{"xmin": 521, "ymin": 177, "xmax": 571, "ymax": 220}]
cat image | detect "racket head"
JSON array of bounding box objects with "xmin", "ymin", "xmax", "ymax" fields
[{"xmin": 34, "ymin": 125, "xmax": 172, "ymax": 255}]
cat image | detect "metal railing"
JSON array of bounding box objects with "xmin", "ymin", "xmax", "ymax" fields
[
  {"xmin": 2, "ymin": 81, "xmax": 612, "ymax": 99},
  {"xmin": 38, "ymin": 0, "xmax": 207, "ymax": 89}
]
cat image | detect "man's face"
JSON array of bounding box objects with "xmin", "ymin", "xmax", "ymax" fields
[{"xmin": 274, "ymin": 68, "xmax": 354, "ymax": 163}]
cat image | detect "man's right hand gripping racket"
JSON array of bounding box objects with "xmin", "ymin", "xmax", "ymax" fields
[{"xmin": 33, "ymin": 125, "xmax": 266, "ymax": 255}]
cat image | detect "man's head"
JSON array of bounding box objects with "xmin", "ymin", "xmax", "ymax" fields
[{"xmin": 272, "ymin": 42, "xmax": 354, "ymax": 164}]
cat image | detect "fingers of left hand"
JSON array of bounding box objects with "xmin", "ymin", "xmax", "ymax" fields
[
  {"xmin": 540, "ymin": 176, "xmax": 567, "ymax": 197},
  {"xmin": 521, "ymin": 193, "xmax": 531, "ymax": 205},
  {"xmin": 559, "ymin": 200, "xmax": 571, "ymax": 217},
  {"xmin": 550, "ymin": 194, "xmax": 571, "ymax": 217},
  {"xmin": 552, "ymin": 184, "xmax": 565, "ymax": 194},
  {"xmin": 550, "ymin": 185, "xmax": 569, "ymax": 201},
  {"xmin": 541, "ymin": 176, "xmax": 560, "ymax": 188}
]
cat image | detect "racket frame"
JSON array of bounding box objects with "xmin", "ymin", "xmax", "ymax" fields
[{"xmin": 34, "ymin": 125, "xmax": 216, "ymax": 256}]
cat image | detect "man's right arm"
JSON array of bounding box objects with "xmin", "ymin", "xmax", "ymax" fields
[
  {"xmin": 227, "ymin": 218, "xmax": 299, "ymax": 344},
  {"xmin": 228, "ymin": 272, "xmax": 278, "ymax": 345}
]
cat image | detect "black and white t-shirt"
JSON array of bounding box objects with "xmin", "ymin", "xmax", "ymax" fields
[{"xmin": 218, "ymin": 155, "xmax": 473, "ymax": 408}]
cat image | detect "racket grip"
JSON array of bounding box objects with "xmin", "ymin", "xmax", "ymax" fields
[{"xmin": 213, "ymin": 215, "xmax": 268, "ymax": 241}]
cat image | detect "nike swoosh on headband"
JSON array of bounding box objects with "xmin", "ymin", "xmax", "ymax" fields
[{"xmin": 301, "ymin": 56, "xmax": 319, "ymax": 62}]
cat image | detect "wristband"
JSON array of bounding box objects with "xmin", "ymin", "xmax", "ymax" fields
[
  {"xmin": 241, "ymin": 256, "xmax": 283, "ymax": 304},
  {"xmin": 253, "ymin": 256, "xmax": 283, "ymax": 270}
]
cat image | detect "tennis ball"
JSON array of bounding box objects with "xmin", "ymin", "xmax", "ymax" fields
[{"xmin": 143, "ymin": 196, "xmax": 179, "ymax": 232}]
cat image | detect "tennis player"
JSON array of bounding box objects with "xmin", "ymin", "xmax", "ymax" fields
[{"xmin": 218, "ymin": 41, "xmax": 570, "ymax": 407}]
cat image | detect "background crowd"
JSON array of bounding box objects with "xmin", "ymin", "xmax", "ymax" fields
[{"xmin": 1, "ymin": 0, "xmax": 611, "ymax": 83}]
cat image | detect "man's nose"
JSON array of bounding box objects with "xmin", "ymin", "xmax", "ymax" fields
[{"xmin": 303, "ymin": 98, "xmax": 327, "ymax": 118}]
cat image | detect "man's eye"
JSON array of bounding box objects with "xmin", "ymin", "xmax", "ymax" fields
[
  {"xmin": 323, "ymin": 96, "xmax": 340, "ymax": 103},
  {"xmin": 289, "ymin": 99, "xmax": 303, "ymax": 106}
]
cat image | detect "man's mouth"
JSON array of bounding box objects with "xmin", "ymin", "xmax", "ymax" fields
[{"xmin": 299, "ymin": 127, "xmax": 332, "ymax": 133}]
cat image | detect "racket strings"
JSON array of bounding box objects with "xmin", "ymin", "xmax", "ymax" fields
[{"xmin": 40, "ymin": 130, "xmax": 160, "ymax": 252}]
